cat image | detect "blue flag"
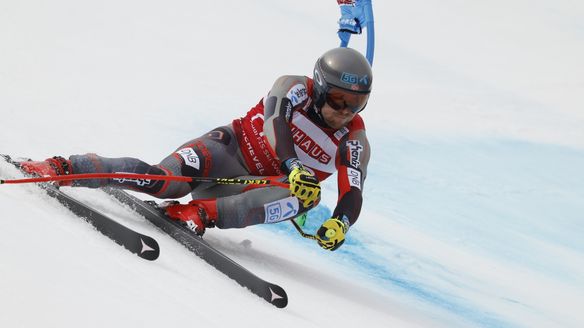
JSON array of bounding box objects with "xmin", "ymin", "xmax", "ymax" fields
[{"xmin": 336, "ymin": 0, "xmax": 375, "ymax": 65}]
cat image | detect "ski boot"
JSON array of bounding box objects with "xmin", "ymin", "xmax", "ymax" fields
[
  {"xmin": 19, "ymin": 156, "xmax": 74, "ymax": 186},
  {"xmin": 159, "ymin": 199, "xmax": 218, "ymax": 236}
]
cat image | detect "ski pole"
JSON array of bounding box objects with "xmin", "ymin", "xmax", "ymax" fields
[
  {"xmin": 290, "ymin": 218, "xmax": 320, "ymax": 241},
  {"xmin": 0, "ymin": 172, "xmax": 289, "ymax": 188}
]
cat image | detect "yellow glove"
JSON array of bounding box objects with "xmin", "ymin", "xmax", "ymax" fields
[
  {"xmin": 288, "ymin": 167, "xmax": 321, "ymax": 208},
  {"xmin": 316, "ymin": 217, "xmax": 349, "ymax": 251}
]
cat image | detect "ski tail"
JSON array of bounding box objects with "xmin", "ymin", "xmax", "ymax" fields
[{"xmin": 1, "ymin": 154, "xmax": 160, "ymax": 261}]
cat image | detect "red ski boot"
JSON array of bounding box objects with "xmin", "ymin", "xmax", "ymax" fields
[
  {"xmin": 19, "ymin": 156, "xmax": 74, "ymax": 186},
  {"xmin": 161, "ymin": 199, "xmax": 218, "ymax": 236}
]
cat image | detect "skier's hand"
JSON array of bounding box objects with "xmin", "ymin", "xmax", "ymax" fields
[
  {"xmin": 316, "ymin": 217, "xmax": 349, "ymax": 251},
  {"xmin": 288, "ymin": 167, "xmax": 321, "ymax": 208}
]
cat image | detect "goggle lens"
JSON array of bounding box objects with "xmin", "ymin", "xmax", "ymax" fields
[{"xmin": 325, "ymin": 87, "xmax": 369, "ymax": 114}]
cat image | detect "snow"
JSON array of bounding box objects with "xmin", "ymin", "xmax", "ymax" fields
[{"xmin": 1, "ymin": 1, "xmax": 583, "ymax": 327}]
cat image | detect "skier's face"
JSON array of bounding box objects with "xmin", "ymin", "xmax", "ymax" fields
[
  {"xmin": 321, "ymin": 102, "xmax": 357, "ymax": 129},
  {"xmin": 320, "ymin": 87, "xmax": 368, "ymax": 129}
]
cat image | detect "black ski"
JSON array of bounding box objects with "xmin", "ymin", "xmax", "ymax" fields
[
  {"xmin": 1, "ymin": 155, "xmax": 160, "ymax": 261},
  {"xmin": 103, "ymin": 187, "xmax": 288, "ymax": 308}
]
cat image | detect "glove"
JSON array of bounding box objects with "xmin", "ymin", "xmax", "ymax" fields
[
  {"xmin": 288, "ymin": 166, "xmax": 321, "ymax": 208},
  {"xmin": 316, "ymin": 217, "xmax": 349, "ymax": 251}
]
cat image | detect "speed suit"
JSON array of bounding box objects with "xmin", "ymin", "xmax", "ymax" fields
[{"xmin": 69, "ymin": 76, "xmax": 371, "ymax": 229}]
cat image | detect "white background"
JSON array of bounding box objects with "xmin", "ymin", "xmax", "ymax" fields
[{"xmin": 1, "ymin": 1, "xmax": 583, "ymax": 327}]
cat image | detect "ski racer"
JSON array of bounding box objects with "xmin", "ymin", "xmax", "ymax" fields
[{"xmin": 19, "ymin": 47, "xmax": 372, "ymax": 251}]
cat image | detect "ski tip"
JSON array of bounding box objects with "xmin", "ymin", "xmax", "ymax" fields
[
  {"xmin": 265, "ymin": 283, "xmax": 288, "ymax": 308},
  {"xmin": 138, "ymin": 236, "xmax": 160, "ymax": 261}
]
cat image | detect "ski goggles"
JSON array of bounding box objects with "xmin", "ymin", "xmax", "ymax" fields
[{"xmin": 325, "ymin": 86, "xmax": 369, "ymax": 114}]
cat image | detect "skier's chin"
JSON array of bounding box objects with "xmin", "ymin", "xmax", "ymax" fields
[
  {"xmin": 324, "ymin": 115, "xmax": 351, "ymax": 129},
  {"xmin": 324, "ymin": 119, "xmax": 342, "ymax": 129}
]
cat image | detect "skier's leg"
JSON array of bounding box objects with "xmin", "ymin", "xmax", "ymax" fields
[
  {"xmin": 70, "ymin": 125, "xmax": 249, "ymax": 199},
  {"xmin": 194, "ymin": 176, "xmax": 317, "ymax": 229},
  {"xmin": 69, "ymin": 153, "xmax": 185, "ymax": 196}
]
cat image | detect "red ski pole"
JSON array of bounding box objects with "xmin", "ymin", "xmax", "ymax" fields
[{"xmin": 0, "ymin": 172, "xmax": 288, "ymax": 188}]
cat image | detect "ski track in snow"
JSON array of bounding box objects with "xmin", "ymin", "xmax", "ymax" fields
[{"xmin": 262, "ymin": 138, "xmax": 584, "ymax": 328}]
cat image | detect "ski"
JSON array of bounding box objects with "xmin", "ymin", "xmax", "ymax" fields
[
  {"xmin": 1, "ymin": 155, "xmax": 160, "ymax": 261},
  {"xmin": 103, "ymin": 187, "xmax": 288, "ymax": 308}
]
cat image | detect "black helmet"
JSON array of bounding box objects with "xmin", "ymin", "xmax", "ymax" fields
[{"xmin": 313, "ymin": 47, "xmax": 372, "ymax": 112}]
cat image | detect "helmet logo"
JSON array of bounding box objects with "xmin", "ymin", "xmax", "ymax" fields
[
  {"xmin": 314, "ymin": 69, "xmax": 324, "ymax": 86},
  {"xmin": 341, "ymin": 72, "xmax": 369, "ymax": 86},
  {"xmin": 359, "ymin": 75, "xmax": 369, "ymax": 85},
  {"xmin": 341, "ymin": 72, "xmax": 358, "ymax": 84}
]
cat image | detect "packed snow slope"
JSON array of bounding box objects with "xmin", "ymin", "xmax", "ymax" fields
[{"xmin": 1, "ymin": 1, "xmax": 583, "ymax": 327}]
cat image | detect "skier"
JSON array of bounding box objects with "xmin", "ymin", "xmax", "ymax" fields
[{"xmin": 19, "ymin": 47, "xmax": 372, "ymax": 251}]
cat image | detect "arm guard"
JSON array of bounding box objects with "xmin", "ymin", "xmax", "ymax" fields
[
  {"xmin": 333, "ymin": 129, "xmax": 371, "ymax": 226},
  {"xmin": 262, "ymin": 76, "xmax": 311, "ymax": 173}
]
